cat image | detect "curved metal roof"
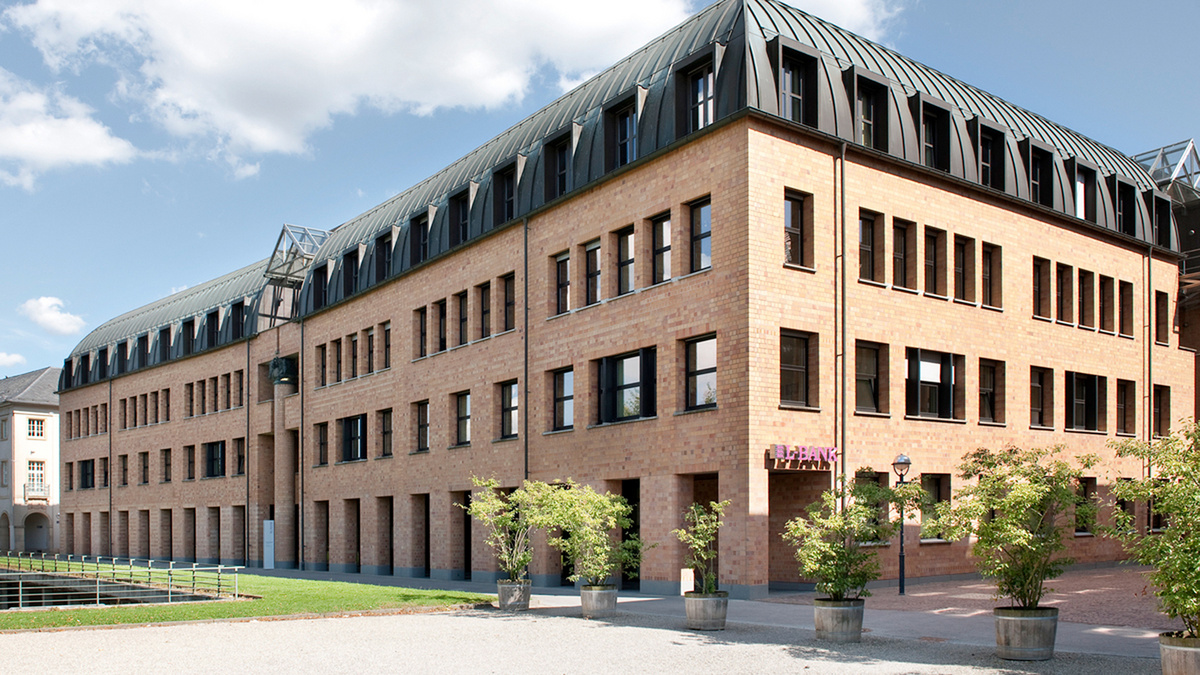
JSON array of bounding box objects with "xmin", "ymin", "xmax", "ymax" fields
[{"xmin": 69, "ymin": 259, "xmax": 270, "ymax": 358}]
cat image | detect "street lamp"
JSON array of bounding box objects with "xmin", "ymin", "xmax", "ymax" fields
[{"xmin": 892, "ymin": 453, "xmax": 912, "ymax": 596}]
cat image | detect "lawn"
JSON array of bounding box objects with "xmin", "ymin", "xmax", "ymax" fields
[{"xmin": 0, "ymin": 572, "xmax": 494, "ymax": 631}]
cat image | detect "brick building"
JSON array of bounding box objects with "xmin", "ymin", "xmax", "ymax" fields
[{"xmin": 57, "ymin": 0, "xmax": 1195, "ymax": 598}]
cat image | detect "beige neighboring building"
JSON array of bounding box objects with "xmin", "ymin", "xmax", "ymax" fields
[{"xmin": 0, "ymin": 367, "xmax": 60, "ymax": 553}]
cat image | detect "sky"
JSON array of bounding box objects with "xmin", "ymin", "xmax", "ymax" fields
[{"xmin": 1, "ymin": 0, "xmax": 1198, "ymax": 377}]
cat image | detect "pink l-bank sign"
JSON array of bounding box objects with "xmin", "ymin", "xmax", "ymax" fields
[{"xmin": 772, "ymin": 444, "xmax": 837, "ymax": 463}]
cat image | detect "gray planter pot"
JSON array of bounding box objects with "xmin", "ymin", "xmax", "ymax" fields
[
  {"xmin": 684, "ymin": 591, "xmax": 729, "ymax": 630},
  {"xmin": 994, "ymin": 607, "xmax": 1058, "ymax": 661},
  {"xmin": 1160, "ymin": 633, "xmax": 1200, "ymax": 675},
  {"xmin": 812, "ymin": 598, "xmax": 865, "ymax": 642},
  {"xmin": 496, "ymin": 581, "xmax": 531, "ymax": 611},
  {"xmin": 580, "ymin": 585, "xmax": 617, "ymax": 619}
]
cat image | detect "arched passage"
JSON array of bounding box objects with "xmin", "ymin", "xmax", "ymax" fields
[
  {"xmin": 23, "ymin": 513, "xmax": 49, "ymax": 552},
  {"xmin": 0, "ymin": 512, "xmax": 10, "ymax": 551}
]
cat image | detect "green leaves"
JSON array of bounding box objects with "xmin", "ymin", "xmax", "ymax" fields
[
  {"xmin": 1110, "ymin": 424, "xmax": 1200, "ymax": 638},
  {"xmin": 930, "ymin": 446, "xmax": 1096, "ymax": 609},
  {"xmin": 673, "ymin": 500, "xmax": 729, "ymax": 594},
  {"xmin": 462, "ymin": 476, "xmax": 536, "ymax": 582}
]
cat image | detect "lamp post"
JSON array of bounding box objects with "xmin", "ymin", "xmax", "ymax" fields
[{"xmin": 892, "ymin": 453, "xmax": 912, "ymax": 596}]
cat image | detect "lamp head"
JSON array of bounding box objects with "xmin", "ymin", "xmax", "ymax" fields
[{"xmin": 892, "ymin": 453, "xmax": 912, "ymax": 479}]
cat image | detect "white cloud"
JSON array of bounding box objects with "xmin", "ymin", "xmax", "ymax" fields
[
  {"xmin": 18, "ymin": 297, "xmax": 86, "ymax": 335},
  {"xmin": 0, "ymin": 67, "xmax": 137, "ymax": 189},
  {"xmin": 2, "ymin": 0, "xmax": 697, "ymax": 172},
  {"xmin": 0, "ymin": 353, "xmax": 27, "ymax": 367},
  {"xmin": 795, "ymin": 0, "xmax": 906, "ymax": 41}
]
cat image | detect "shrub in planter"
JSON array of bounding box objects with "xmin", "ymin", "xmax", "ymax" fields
[
  {"xmin": 462, "ymin": 476, "xmax": 536, "ymax": 610},
  {"xmin": 524, "ymin": 479, "xmax": 644, "ymax": 619},
  {"xmin": 673, "ymin": 500, "xmax": 731, "ymax": 630},
  {"xmin": 1110, "ymin": 425, "xmax": 1200, "ymax": 674},
  {"xmin": 782, "ymin": 472, "xmax": 923, "ymax": 642},
  {"xmin": 933, "ymin": 445, "xmax": 1098, "ymax": 661}
]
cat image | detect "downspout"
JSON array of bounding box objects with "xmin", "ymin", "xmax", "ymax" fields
[
  {"xmin": 299, "ymin": 317, "xmax": 306, "ymax": 570},
  {"xmin": 839, "ymin": 140, "xmax": 848, "ymax": 503},
  {"xmin": 244, "ymin": 337, "xmax": 251, "ymax": 566},
  {"xmin": 1145, "ymin": 242, "xmax": 1154, "ymax": 530},
  {"xmin": 108, "ymin": 378, "xmax": 113, "ymax": 556},
  {"xmin": 523, "ymin": 217, "xmax": 530, "ymax": 481}
]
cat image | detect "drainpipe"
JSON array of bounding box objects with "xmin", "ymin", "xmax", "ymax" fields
[
  {"xmin": 839, "ymin": 140, "xmax": 848, "ymax": 505},
  {"xmin": 244, "ymin": 337, "xmax": 251, "ymax": 566},
  {"xmin": 523, "ymin": 217, "xmax": 530, "ymax": 481},
  {"xmin": 299, "ymin": 317, "xmax": 306, "ymax": 570},
  {"xmin": 108, "ymin": 379, "xmax": 113, "ymax": 556},
  {"xmin": 1144, "ymin": 242, "xmax": 1154, "ymax": 530}
]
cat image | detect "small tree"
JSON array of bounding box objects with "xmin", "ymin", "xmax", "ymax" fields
[
  {"xmin": 1110, "ymin": 424, "xmax": 1200, "ymax": 638},
  {"xmin": 461, "ymin": 476, "xmax": 535, "ymax": 583},
  {"xmin": 673, "ymin": 500, "xmax": 730, "ymax": 595},
  {"xmin": 933, "ymin": 446, "xmax": 1098, "ymax": 609},
  {"xmin": 525, "ymin": 479, "xmax": 643, "ymax": 587},
  {"xmin": 783, "ymin": 472, "xmax": 923, "ymax": 601}
]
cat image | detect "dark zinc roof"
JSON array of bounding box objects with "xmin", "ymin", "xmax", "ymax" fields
[{"xmin": 0, "ymin": 367, "xmax": 60, "ymax": 407}]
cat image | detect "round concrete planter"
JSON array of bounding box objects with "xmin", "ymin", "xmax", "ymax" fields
[
  {"xmin": 684, "ymin": 591, "xmax": 729, "ymax": 630},
  {"xmin": 496, "ymin": 581, "xmax": 531, "ymax": 611},
  {"xmin": 812, "ymin": 598, "xmax": 865, "ymax": 643},
  {"xmin": 994, "ymin": 607, "xmax": 1058, "ymax": 661},
  {"xmin": 1160, "ymin": 633, "xmax": 1200, "ymax": 675},
  {"xmin": 580, "ymin": 585, "xmax": 618, "ymax": 619}
]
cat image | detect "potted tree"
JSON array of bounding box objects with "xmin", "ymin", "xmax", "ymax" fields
[
  {"xmin": 1110, "ymin": 424, "xmax": 1200, "ymax": 675},
  {"xmin": 933, "ymin": 446, "xmax": 1097, "ymax": 661},
  {"xmin": 526, "ymin": 479, "xmax": 644, "ymax": 619},
  {"xmin": 673, "ymin": 499, "xmax": 731, "ymax": 630},
  {"xmin": 462, "ymin": 476, "xmax": 536, "ymax": 610},
  {"xmin": 783, "ymin": 471, "xmax": 921, "ymax": 642}
]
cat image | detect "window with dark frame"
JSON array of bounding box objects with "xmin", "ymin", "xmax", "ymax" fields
[
  {"xmin": 893, "ymin": 222, "xmax": 910, "ymax": 288},
  {"xmin": 185, "ymin": 446, "xmax": 195, "ymax": 480},
  {"xmin": 500, "ymin": 381, "xmax": 519, "ymax": 439},
  {"xmin": 1099, "ymin": 276, "xmax": 1115, "ymax": 332},
  {"xmin": 597, "ymin": 348, "xmax": 656, "ymax": 423},
  {"xmin": 922, "ymin": 107, "xmax": 949, "ymax": 172},
  {"xmin": 688, "ymin": 64, "xmax": 714, "ymax": 133},
  {"xmin": 1075, "ymin": 477, "xmax": 1097, "ymax": 534},
  {"xmin": 779, "ymin": 57, "xmax": 810, "ymax": 125},
  {"xmin": 139, "ymin": 451, "xmax": 149, "ymax": 484},
  {"xmin": 379, "ymin": 409, "xmax": 393, "ymax": 457},
  {"xmin": 349, "ymin": 334, "xmax": 358, "ymax": 378},
  {"xmin": 161, "ymin": 449, "xmax": 171, "ymax": 483},
  {"xmin": 1119, "ymin": 280, "xmax": 1134, "ymax": 336},
  {"xmin": 978, "ymin": 129, "xmax": 1004, "ymax": 190},
  {"xmin": 906, "ymin": 348, "xmax": 959, "ymax": 420},
  {"xmin": 383, "ymin": 322, "xmax": 391, "ymax": 368},
  {"xmin": 120, "ymin": 454, "xmax": 128, "ymax": 486},
  {"xmin": 924, "ymin": 229, "xmax": 941, "ymax": 295},
  {"xmin": 785, "ymin": 192, "xmax": 805, "ymax": 267},
  {"xmin": 479, "ymin": 282, "xmax": 492, "ymax": 337},
  {"xmin": 375, "ymin": 232, "xmax": 392, "ymax": 284},
  {"xmin": 780, "ymin": 331, "xmax": 810, "ymax": 407},
  {"xmin": 332, "ymin": 338, "xmax": 343, "ymax": 381},
  {"xmin": 981, "ymin": 243, "xmax": 1000, "ymax": 307},
  {"xmin": 1116, "ymin": 380, "xmax": 1135, "ymax": 435},
  {"xmin": 204, "ymin": 441, "xmax": 225, "ymax": 478},
  {"xmin": 856, "ymin": 342, "xmax": 882, "ymax": 413},
  {"xmin": 653, "ymin": 214, "xmax": 672, "ymax": 284},
  {"xmin": 1116, "ymin": 182, "xmax": 1137, "ymax": 236},
  {"xmin": 312, "ymin": 264, "xmax": 327, "ymax": 311},
  {"xmin": 1074, "ymin": 165, "xmax": 1097, "ymax": 223},
  {"xmin": 456, "ymin": 292, "xmax": 468, "ymax": 346},
  {"xmin": 1033, "ymin": 257, "xmax": 1050, "ymax": 318},
  {"xmin": 100, "ymin": 456, "xmax": 108, "ymax": 487},
  {"xmin": 343, "ymin": 249, "xmax": 359, "ymax": 298},
  {"xmin": 585, "ymin": 242, "xmax": 601, "ymax": 306},
  {"xmin": 686, "ymin": 335, "xmax": 717, "ymax": 410},
  {"xmin": 503, "ymin": 274, "xmax": 516, "ymax": 331},
  {"xmin": 554, "ymin": 368, "xmax": 574, "ymax": 431},
  {"xmin": 1029, "ymin": 147, "xmax": 1053, "ymax": 206},
  {"xmin": 856, "ymin": 80, "xmax": 885, "ymax": 150},
  {"xmin": 953, "ymin": 237, "xmax": 968, "ymax": 301},
  {"xmin": 80, "ymin": 459, "xmax": 94, "ymax": 489},
  {"xmin": 546, "ymin": 137, "xmax": 570, "ymax": 201},
  {"xmin": 455, "ymin": 392, "xmax": 471, "ymax": 445},
  {"xmin": 613, "ymin": 104, "xmax": 637, "ymax": 169},
  {"xmin": 617, "ymin": 227, "xmax": 635, "ymax": 295},
  {"xmin": 1153, "ymin": 385, "xmax": 1170, "ymax": 437},
  {"xmin": 1078, "ymin": 270, "xmax": 1095, "ymax": 328},
  {"xmin": 555, "ymin": 253, "xmax": 570, "ymax": 314},
  {"xmin": 414, "ymin": 401, "xmax": 429, "ymax": 453},
  {"xmin": 1155, "ymin": 291, "xmax": 1170, "ymax": 344},
  {"xmin": 235, "ymin": 438, "xmax": 245, "ymax": 476},
  {"xmin": 366, "ymin": 329, "xmax": 375, "ymax": 374},
  {"xmin": 979, "ymin": 360, "xmax": 998, "ymax": 423},
  {"xmin": 416, "ymin": 308, "xmax": 427, "ymax": 358},
  {"xmin": 450, "ymin": 193, "xmax": 470, "ymax": 247},
  {"xmin": 410, "ymin": 214, "xmax": 430, "ymax": 266},
  {"xmin": 691, "ymin": 199, "xmax": 711, "ymax": 273},
  {"xmin": 1030, "ymin": 366, "xmax": 1053, "ymax": 428},
  {"xmin": 1056, "ymin": 263, "xmax": 1074, "ymax": 323},
  {"xmin": 317, "ymin": 344, "xmax": 327, "ymax": 387},
  {"xmin": 341, "ymin": 415, "xmax": 367, "ymax": 462},
  {"xmin": 495, "ymin": 167, "xmax": 516, "ymax": 227},
  {"xmin": 435, "ymin": 300, "xmax": 447, "ymax": 352},
  {"xmin": 859, "ymin": 214, "xmax": 875, "ymax": 281},
  {"xmin": 118, "ymin": 341, "xmax": 128, "ymax": 374},
  {"xmin": 921, "ymin": 474, "xmax": 952, "ymax": 539},
  {"xmin": 159, "ymin": 327, "xmax": 171, "ymax": 363}
]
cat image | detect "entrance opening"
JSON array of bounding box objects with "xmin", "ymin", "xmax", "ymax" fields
[
  {"xmin": 621, "ymin": 479, "xmax": 640, "ymax": 590},
  {"xmin": 23, "ymin": 513, "xmax": 49, "ymax": 552},
  {"xmin": 345, "ymin": 499, "xmax": 361, "ymax": 573},
  {"xmin": 768, "ymin": 470, "xmax": 831, "ymax": 589},
  {"xmin": 378, "ymin": 496, "xmax": 394, "ymax": 574}
]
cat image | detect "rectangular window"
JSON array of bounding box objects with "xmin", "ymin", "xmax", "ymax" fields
[
  {"xmin": 456, "ymin": 291, "xmax": 468, "ymax": 346},
  {"xmin": 311, "ymin": 264, "xmax": 327, "ymax": 311},
  {"xmin": 100, "ymin": 456, "xmax": 108, "ymax": 487},
  {"xmin": 120, "ymin": 454, "xmax": 128, "ymax": 486},
  {"xmin": 554, "ymin": 368, "xmax": 574, "ymax": 430},
  {"xmin": 78, "ymin": 460, "xmax": 93, "ymax": 490},
  {"xmin": 686, "ymin": 335, "xmax": 717, "ymax": 410},
  {"xmin": 924, "ymin": 228, "xmax": 944, "ymax": 295},
  {"xmin": 341, "ymin": 414, "xmax": 367, "ymax": 462},
  {"xmin": 410, "ymin": 214, "xmax": 430, "ymax": 265},
  {"xmin": 97, "ymin": 347, "xmax": 108, "ymax": 379},
  {"xmin": 979, "ymin": 129, "xmax": 1004, "ymax": 190},
  {"xmin": 856, "ymin": 342, "xmax": 884, "ymax": 413},
  {"xmin": 181, "ymin": 319, "xmax": 194, "ymax": 356},
  {"xmin": 653, "ymin": 214, "xmax": 672, "ymax": 284},
  {"xmin": 28, "ymin": 459, "xmax": 45, "ymax": 491},
  {"xmin": 691, "ymin": 198, "xmax": 705, "ymax": 271},
  {"xmin": 1030, "ymin": 366, "xmax": 1054, "ymax": 428},
  {"xmin": 856, "ymin": 81, "xmax": 884, "ymax": 150},
  {"xmin": 230, "ymin": 301, "xmax": 244, "ymax": 341},
  {"xmin": 415, "ymin": 308, "xmax": 427, "ymax": 358},
  {"xmin": 617, "ymin": 227, "xmax": 635, "ymax": 295},
  {"xmin": 1115, "ymin": 182, "xmax": 1137, "ymax": 236},
  {"xmin": 455, "ymin": 392, "xmax": 471, "ymax": 445},
  {"xmin": 545, "ymin": 136, "xmax": 570, "ymax": 201},
  {"xmin": 905, "ymin": 348, "xmax": 961, "ymax": 420},
  {"xmin": 1116, "ymin": 380, "xmax": 1135, "ymax": 434},
  {"xmin": 205, "ymin": 441, "xmax": 225, "ymax": 478},
  {"xmin": 137, "ymin": 334, "xmax": 149, "ymax": 369},
  {"xmin": 858, "ymin": 213, "xmax": 876, "ymax": 281},
  {"xmin": 499, "ymin": 381, "xmax": 519, "ymax": 439},
  {"xmin": 117, "ymin": 341, "xmax": 128, "ymax": 374},
  {"xmin": 1056, "ymin": 263, "xmax": 1074, "ymax": 323},
  {"xmin": 979, "ymin": 359, "xmax": 1005, "ymax": 424},
  {"xmin": 780, "ymin": 57, "xmax": 808, "ymax": 124},
  {"xmin": 494, "ymin": 167, "xmax": 516, "ymax": 227},
  {"xmin": 317, "ymin": 344, "xmax": 327, "ymax": 386},
  {"xmin": 349, "ymin": 334, "xmax": 358, "ymax": 378},
  {"xmin": 207, "ymin": 310, "xmax": 220, "ymax": 349},
  {"xmin": 597, "ymin": 347, "xmax": 656, "ymax": 423},
  {"xmin": 342, "ymin": 250, "xmax": 359, "ymax": 297},
  {"xmin": 28, "ymin": 418, "xmax": 44, "ymax": 439},
  {"xmin": 585, "ymin": 241, "xmax": 601, "ymax": 305},
  {"xmin": 159, "ymin": 326, "xmax": 172, "ymax": 363},
  {"xmin": 502, "ymin": 274, "xmax": 516, "ymax": 332},
  {"xmin": 1155, "ymin": 291, "xmax": 1170, "ymax": 344},
  {"xmin": 435, "ymin": 300, "xmax": 447, "ymax": 352},
  {"xmin": 555, "ymin": 253, "xmax": 570, "ymax": 314},
  {"xmin": 450, "ymin": 192, "xmax": 470, "ymax": 248},
  {"xmin": 1119, "ymin": 280, "xmax": 1134, "ymax": 336},
  {"xmin": 479, "ymin": 282, "xmax": 492, "ymax": 337},
  {"xmin": 161, "ymin": 449, "xmax": 172, "ymax": 482},
  {"xmin": 1074, "ymin": 165, "xmax": 1097, "ymax": 222},
  {"xmin": 327, "ymin": 338, "xmax": 341, "ymax": 382},
  {"xmin": 893, "ymin": 221, "xmax": 911, "ymax": 289},
  {"xmin": 781, "ymin": 331, "xmax": 811, "ymax": 407},
  {"xmin": 65, "ymin": 461, "xmax": 73, "ymax": 490},
  {"xmin": 784, "ymin": 192, "xmax": 807, "ymax": 268},
  {"xmin": 315, "ymin": 422, "xmax": 328, "ymax": 466},
  {"xmin": 688, "ymin": 64, "xmax": 715, "ymax": 132},
  {"xmin": 1029, "ymin": 147, "xmax": 1053, "ymax": 206},
  {"xmin": 611, "ymin": 104, "xmax": 637, "ymax": 169},
  {"xmin": 1099, "ymin": 276, "xmax": 1115, "ymax": 332},
  {"xmin": 379, "ymin": 409, "xmax": 393, "ymax": 457},
  {"xmin": 185, "ymin": 446, "xmax": 195, "ymax": 480},
  {"xmin": 981, "ymin": 243, "xmax": 1001, "ymax": 308},
  {"xmin": 1078, "ymin": 270, "xmax": 1095, "ymax": 328},
  {"xmin": 375, "ymin": 232, "xmax": 392, "ymax": 284},
  {"xmin": 1153, "ymin": 385, "xmax": 1170, "ymax": 437},
  {"xmin": 1075, "ymin": 476, "xmax": 1097, "ymax": 534},
  {"xmin": 139, "ymin": 451, "xmax": 149, "ymax": 485},
  {"xmin": 414, "ymin": 401, "xmax": 429, "ymax": 453},
  {"xmin": 383, "ymin": 322, "xmax": 391, "ymax": 368},
  {"xmin": 366, "ymin": 329, "xmax": 375, "ymax": 374},
  {"xmin": 234, "ymin": 438, "xmax": 245, "ymax": 476},
  {"xmin": 922, "ymin": 107, "xmax": 948, "ymax": 171},
  {"xmin": 1032, "ymin": 257, "xmax": 1051, "ymax": 318},
  {"xmin": 953, "ymin": 236, "xmax": 974, "ymax": 302},
  {"xmin": 921, "ymin": 474, "xmax": 952, "ymax": 539}
]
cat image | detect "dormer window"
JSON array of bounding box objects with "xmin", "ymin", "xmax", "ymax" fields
[
  {"xmin": 780, "ymin": 57, "xmax": 810, "ymax": 125},
  {"xmin": 1114, "ymin": 181, "xmax": 1136, "ymax": 236},
  {"xmin": 921, "ymin": 106, "xmax": 949, "ymax": 172},
  {"xmin": 688, "ymin": 65, "xmax": 715, "ymax": 133},
  {"xmin": 494, "ymin": 166, "xmax": 516, "ymax": 227},
  {"xmin": 449, "ymin": 192, "xmax": 470, "ymax": 247},
  {"xmin": 311, "ymin": 264, "xmax": 327, "ymax": 310},
  {"xmin": 978, "ymin": 129, "xmax": 1004, "ymax": 190},
  {"xmin": 606, "ymin": 102, "xmax": 637, "ymax": 171},
  {"xmin": 545, "ymin": 136, "xmax": 570, "ymax": 201},
  {"xmin": 342, "ymin": 249, "xmax": 359, "ymax": 296},
  {"xmin": 855, "ymin": 78, "xmax": 887, "ymax": 150},
  {"xmin": 1074, "ymin": 164, "xmax": 1097, "ymax": 223},
  {"xmin": 409, "ymin": 214, "xmax": 429, "ymax": 265}
]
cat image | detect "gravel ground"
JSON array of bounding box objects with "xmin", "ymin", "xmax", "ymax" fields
[{"xmin": 0, "ymin": 607, "xmax": 1159, "ymax": 675}]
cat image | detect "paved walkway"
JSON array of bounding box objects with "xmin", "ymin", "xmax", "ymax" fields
[{"xmin": 249, "ymin": 563, "xmax": 1177, "ymax": 660}]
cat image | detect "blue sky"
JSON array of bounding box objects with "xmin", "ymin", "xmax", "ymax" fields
[{"xmin": 1, "ymin": 0, "xmax": 1197, "ymax": 377}]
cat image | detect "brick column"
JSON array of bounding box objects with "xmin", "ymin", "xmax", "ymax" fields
[{"xmin": 273, "ymin": 371, "xmax": 298, "ymax": 568}]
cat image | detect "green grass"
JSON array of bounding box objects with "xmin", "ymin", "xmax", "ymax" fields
[{"xmin": 0, "ymin": 573, "xmax": 494, "ymax": 631}]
